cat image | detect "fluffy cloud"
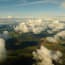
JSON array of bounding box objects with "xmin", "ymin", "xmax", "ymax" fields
[
  {"xmin": 14, "ymin": 22, "xmax": 29, "ymax": 33},
  {"xmin": 50, "ymin": 50, "xmax": 62, "ymax": 63},
  {"xmin": 27, "ymin": 19, "xmax": 47, "ymax": 34},
  {"xmin": 46, "ymin": 37, "xmax": 58, "ymax": 43},
  {"xmin": 32, "ymin": 45, "xmax": 62, "ymax": 65},
  {"xmin": 47, "ymin": 20, "xmax": 65, "ymax": 34},
  {"xmin": 32, "ymin": 46, "xmax": 53, "ymax": 65},
  {"xmin": 27, "ymin": 19, "xmax": 42, "ymax": 26},
  {"xmin": 14, "ymin": 19, "xmax": 43, "ymax": 34},
  {"xmin": 55, "ymin": 31, "xmax": 65, "ymax": 41},
  {"xmin": 14, "ymin": 18, "xmax": 65, "ymax": 34},
  {"xmin": 46, "ymin": 30, "xmax": 65, "ymax": 44},
  {"xmin": 32, "ymin": 27, "xmax": 43, "ymax": 34}
]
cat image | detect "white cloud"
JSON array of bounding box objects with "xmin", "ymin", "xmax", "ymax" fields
[
  {"xmin": 32, "ymin": 46, "xmax": 53, "ymax": 65},
  {"xmin": 50, "ymin": 50, "xmax": 62, "ymax": 63},
  {"xmin": 14, "ymin": 18, "xmax": 65, "ymax": 34},
  {"xmin": 32, "ymin": 45, "xmax": 62, "ymax": 65},
  {"xmin": 27, "ymin": 19, "xmax": 47, "ymax": 34},
  {"xmin": 8, "ymin": 16, "xmax": 13, "ymax": 18},
  {"xmin": 19, "ymin": 23, "xmax": 29, "ymax": 33},
  {"xmin": 32, "ymin": 27, "xmax": 43, "ymax": 34},
  {"xmin": 46, "ymin": 37, "xmax": 58, "ymax": 43},
  {"xmin": 14, "ymin": 22, "xmax": 29, "ymax": 33},
  {"xmin": 0, "ymin": 38, "xmax": 7, "ymax": 62},
  {"xmin": 55, "ymin": 31, "xmax": 65, "ymax": 41}
]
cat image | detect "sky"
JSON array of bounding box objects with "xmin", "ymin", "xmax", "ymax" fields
[{"xmin": 0, "ymin": 0, "xmax": 65, "ymax": 18}]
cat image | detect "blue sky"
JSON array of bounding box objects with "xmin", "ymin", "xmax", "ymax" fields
[{"xmin": 0, "ymin": 0, "xmax": 65, "ymax": 18}]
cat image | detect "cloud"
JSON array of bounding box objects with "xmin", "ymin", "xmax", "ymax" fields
[
  {"xmin": 0, "ymin": 0, "xmax": 63, "ymax": 9},
  {"xmin": 32, "ymin": 45, "xmax": 62, "ymax": 65},
  {"xmin": 0, "ymin": 38, "xmax": 7, "ymax": 62},
  {"xmin": 55, "ymin": 31, "xmax": 65, "ymax": 41},
  {"xmin": 16, "ymin": 0, "xmax": 58, "ymax": 6},
  {"xmin": 46, "ymin": 37, "xmax": 58, "ymax": 43},
  {"xmin": 14, "ymin": 22, "xmax": 29, "ymax": 33},
  {"xmin": 0, "ymin": 0, "xmax": 65, "ymax": 10},
  {"xmin": 8, "ymin": 16, "xmax": 13, "ymax": 18},
  {"xmin": 14, "ymin": 18, "xmax": 65, "ymax": 34},
  {"xmin": 60, "ymin": 2, "xmax": 65, "ymax": 8},
  {"xmin": 19, "ymin": 0, "xmax": 65, "ymax": 9},
  {"xmin": 32, "ymin": 46, "xmax": 53, "ymax": 65}
]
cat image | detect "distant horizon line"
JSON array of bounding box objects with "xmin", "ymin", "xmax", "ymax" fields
[{"xmin": 0, "ymin": 16, "xmax": 65, "ymax": 18}]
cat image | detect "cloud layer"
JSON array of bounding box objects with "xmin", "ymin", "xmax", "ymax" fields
[{"xmin": 14, "ymin": 18, "xmax": 65, "ymax": 34}]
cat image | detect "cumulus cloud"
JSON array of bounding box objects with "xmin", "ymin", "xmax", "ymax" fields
[
  {"xmin": 32, "ymin": 45, "xmax": 62, "ymax": 65},
  {"xmin": 0, "ymin": 38, "xmax": 7, "ymax": 63},
  {"xmin": 32, "ymin": 27, "xmax": 43, "ymax": 34},
  {"xmin": 46, "ymin": 37, "xmax": 58, "ymax": 43},
  {"xmin": 28, "ymin": 19, "xmax": 42, "ymax": 26},
  {"xmin": 15, "ymin": 18, "xmax": 49, "ymax": 34},
  {"xmin": 27, "ymin": 19, "xmax": 46, "ymax": 34},
  {"xmin": 45, "ymin": 30, "xmax": 65, "ymax": 45},
  {"xmin": 14, "ymin": 26, "xmax": 20, "ymax": 32},
  {"xmin": 19, "ymin": 23, "xmax": 29, "ymax": 33},
  {"xmin": 54, "ymin": 31, "xmax": 65, "ymax": 41},
  {"xmin": 14, "ymin": 22, "xmax": 29, "ymax": 33},
  {"xmin": 47, "ymin": 20, "xmax": 65, "ymax": 34},
  {"xmin": 14, "ymin": 18, "xmax": 65, "ymax": 34},
  {"xmin": 48, "ymin": 22, "xmax": 64, "ymax": 30},
  {"xmin": 32, "ymin": 45, "xmax": 53, "ymax": 65},
  {"xmin": 50, "ymin": 50, "xmax": 62, "ymax": 63}
]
